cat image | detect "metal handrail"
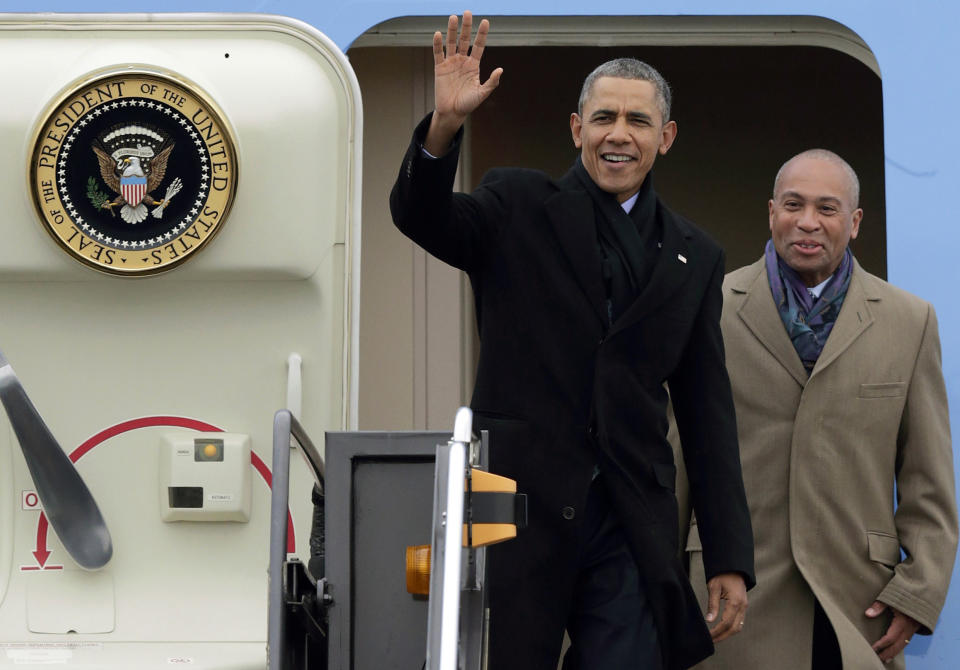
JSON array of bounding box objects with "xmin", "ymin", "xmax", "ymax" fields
[
  {"xmin": 425, "ymin": 407, "xmax": 473, "ymax": 670},
  {"xmin": 267, "ymin": 409, "xmax": 325, "ymax": 670}
]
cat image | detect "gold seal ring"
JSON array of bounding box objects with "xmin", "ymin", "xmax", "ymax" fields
[{"xmin": 30, "ymin": 68, "xmax": 238, "ymax": 276}]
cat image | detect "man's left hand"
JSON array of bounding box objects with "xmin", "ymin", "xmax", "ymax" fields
[
  {"xmin": 705, "ymin": 572, "xmax": 748, "ymax": 642},
  {"xmin": 866, "ymin": 601, "xmax": 921, "ymax": 662}
]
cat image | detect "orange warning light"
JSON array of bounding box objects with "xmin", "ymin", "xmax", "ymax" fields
[{"xmin": 405, "ymin": 544, "xmax": 431, "ymax": 595}]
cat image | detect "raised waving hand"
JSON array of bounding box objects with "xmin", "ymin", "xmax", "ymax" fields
[{"xmin": 424, "ymin": 11, "xmax": 503, "ymax": 155}]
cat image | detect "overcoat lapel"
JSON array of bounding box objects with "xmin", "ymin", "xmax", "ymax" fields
[
  {"xmin": 544, "ymin": 176, "xmax": 608, "ymax": 326},
  {"xmin": 734, "ymin": 260, "xmax": 808, "ymax": 387},
  {"xmin": 809, "ymin": 262, "xmax": 875, "ymax": 379},
  {"xmin": 608, "ymin": 209, "xmax": 691, "ymax": 337}
]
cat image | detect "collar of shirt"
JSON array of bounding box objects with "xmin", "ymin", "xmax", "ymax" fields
[{"xmin": 808, "ymin": 275, "xmax": 832, "ymax": 299}]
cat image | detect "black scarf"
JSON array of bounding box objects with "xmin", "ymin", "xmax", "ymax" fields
[{"xmin": 573, "ymin": 158, "xmax": 662, "ymax": 325}]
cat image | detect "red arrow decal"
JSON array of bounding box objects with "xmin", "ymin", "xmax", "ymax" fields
[{"xmin": 33, "ymin": 513, "xmax": 50, "ymax": 567}]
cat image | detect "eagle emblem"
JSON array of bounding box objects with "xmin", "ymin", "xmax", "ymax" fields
[
  {"xmin": 31, "ymin": 71, "xmax": 237, "ymax": 275},
  {"xmin": 92, "ymin": 124, "xmax": 182, "ymax": 224}
]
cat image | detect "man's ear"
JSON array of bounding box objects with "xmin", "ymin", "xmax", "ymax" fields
[
  {"xmin": 570, "ymin": 113, "xmax": 583, "ymax": 149},
  {"xmin": 850, "ymin": 208, "xmax": 863, "ymax": 240},
  {"xmin": 658, "ymin": 120, "xmax": 678, "ymax": 155}
]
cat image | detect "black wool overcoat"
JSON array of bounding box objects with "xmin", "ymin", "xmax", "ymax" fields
[{"xmin": 390, "ymin": 115, "xmax": 754, "ymax": 670}]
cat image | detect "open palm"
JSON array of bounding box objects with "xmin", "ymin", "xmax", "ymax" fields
[{"xmin": 432, "ymin": 12, "xmax": 502, "ymax": 121}]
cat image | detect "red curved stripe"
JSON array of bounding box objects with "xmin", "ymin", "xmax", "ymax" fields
[
  {"xmin": 38, "ymin": 416, "xmax": 296, "ymax": 561},
  {"xmin": 69, "ymin": 416, "xmax": 221, "ymax": 463}
]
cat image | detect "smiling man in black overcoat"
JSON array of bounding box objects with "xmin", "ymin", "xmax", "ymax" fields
[{"xmin": 390, "ymin": 12, "xmax": 755, "ymax": 670}]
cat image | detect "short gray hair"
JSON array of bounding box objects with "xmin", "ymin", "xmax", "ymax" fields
[
  {"xmin": 773, "ymin": 149, "xmax": 861, "ymax": 208},
  {"xmin": 577, "ymin": 58, "xmax": 672, "ymax": 123}
]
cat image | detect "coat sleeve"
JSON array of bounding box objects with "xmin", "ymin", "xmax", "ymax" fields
[
  {"xmin": 389, "ymin": 113, "xmax": 505, "ymax": 274},
  {"xmin": 876, "ymin": 303, "xmax": 958, "ymax": 634},
  {"xmin": 668, "ymin": 249, "xmax": 756, "ymax": 589}
]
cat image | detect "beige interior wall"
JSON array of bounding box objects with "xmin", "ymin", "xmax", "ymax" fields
[
  {"xmin": 351, "ymin": 46, "xmax": 417, "ymax": 429},
  {"xmin": 350, "ymin": 47, "xmax": 470, "ymax": 431}
]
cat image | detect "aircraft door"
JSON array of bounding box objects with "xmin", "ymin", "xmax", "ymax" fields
[{"xmin": 0, "ymin": 14, "xmax": 360, "ymax": 669}]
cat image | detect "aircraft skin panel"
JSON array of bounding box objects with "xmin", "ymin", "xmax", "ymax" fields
[
  {"xmin": 0, "ymin": 642, "xmax": 266, "ymax": 668},
  {"xmin": 0, "ymin": 13, "xmax": 359, "ymax": 668},
  {"xmin": 0, "ymin": 25, "xmax": 354, "ymax": 280},
  {"xmin": 0, "ymin": 426, "xmax": 11, "ymax": 610},
  {"xmin": 0, "ymin": 283, "xmax": 343, "ymax": 641}
]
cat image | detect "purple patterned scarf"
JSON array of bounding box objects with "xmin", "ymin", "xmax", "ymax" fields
[{"xmin": 764, "ymin": 239, "xmax": 853, "ymax": 374}]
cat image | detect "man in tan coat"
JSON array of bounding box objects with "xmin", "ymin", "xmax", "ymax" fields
[{"xmin": 685, "ymin": 150, "xmax": 957, "ymax": 669}]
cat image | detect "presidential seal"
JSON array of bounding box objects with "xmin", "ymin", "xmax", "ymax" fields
[{"xmin": 30, "ymin": 70, "xmax": 237, "ymax": 275}]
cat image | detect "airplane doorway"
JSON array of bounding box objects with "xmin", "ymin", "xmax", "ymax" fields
[{"xmin": 348, "ymin": 17, "xmax": 884, "ymax": 431}]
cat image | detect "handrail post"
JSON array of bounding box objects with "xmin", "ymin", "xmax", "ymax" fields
[{"xmin": 267, "ymin": 409, "xmax": 294, "ymax": 670}]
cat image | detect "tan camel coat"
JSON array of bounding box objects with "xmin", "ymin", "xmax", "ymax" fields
[{"xmin": 684, "ymin": 258, "xmax": 957, "ymax": 670}]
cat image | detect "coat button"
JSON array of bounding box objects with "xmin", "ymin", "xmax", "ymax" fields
[{"xmin": 561, "ymin": 506, "xmax": 576, "ymax": 520}]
